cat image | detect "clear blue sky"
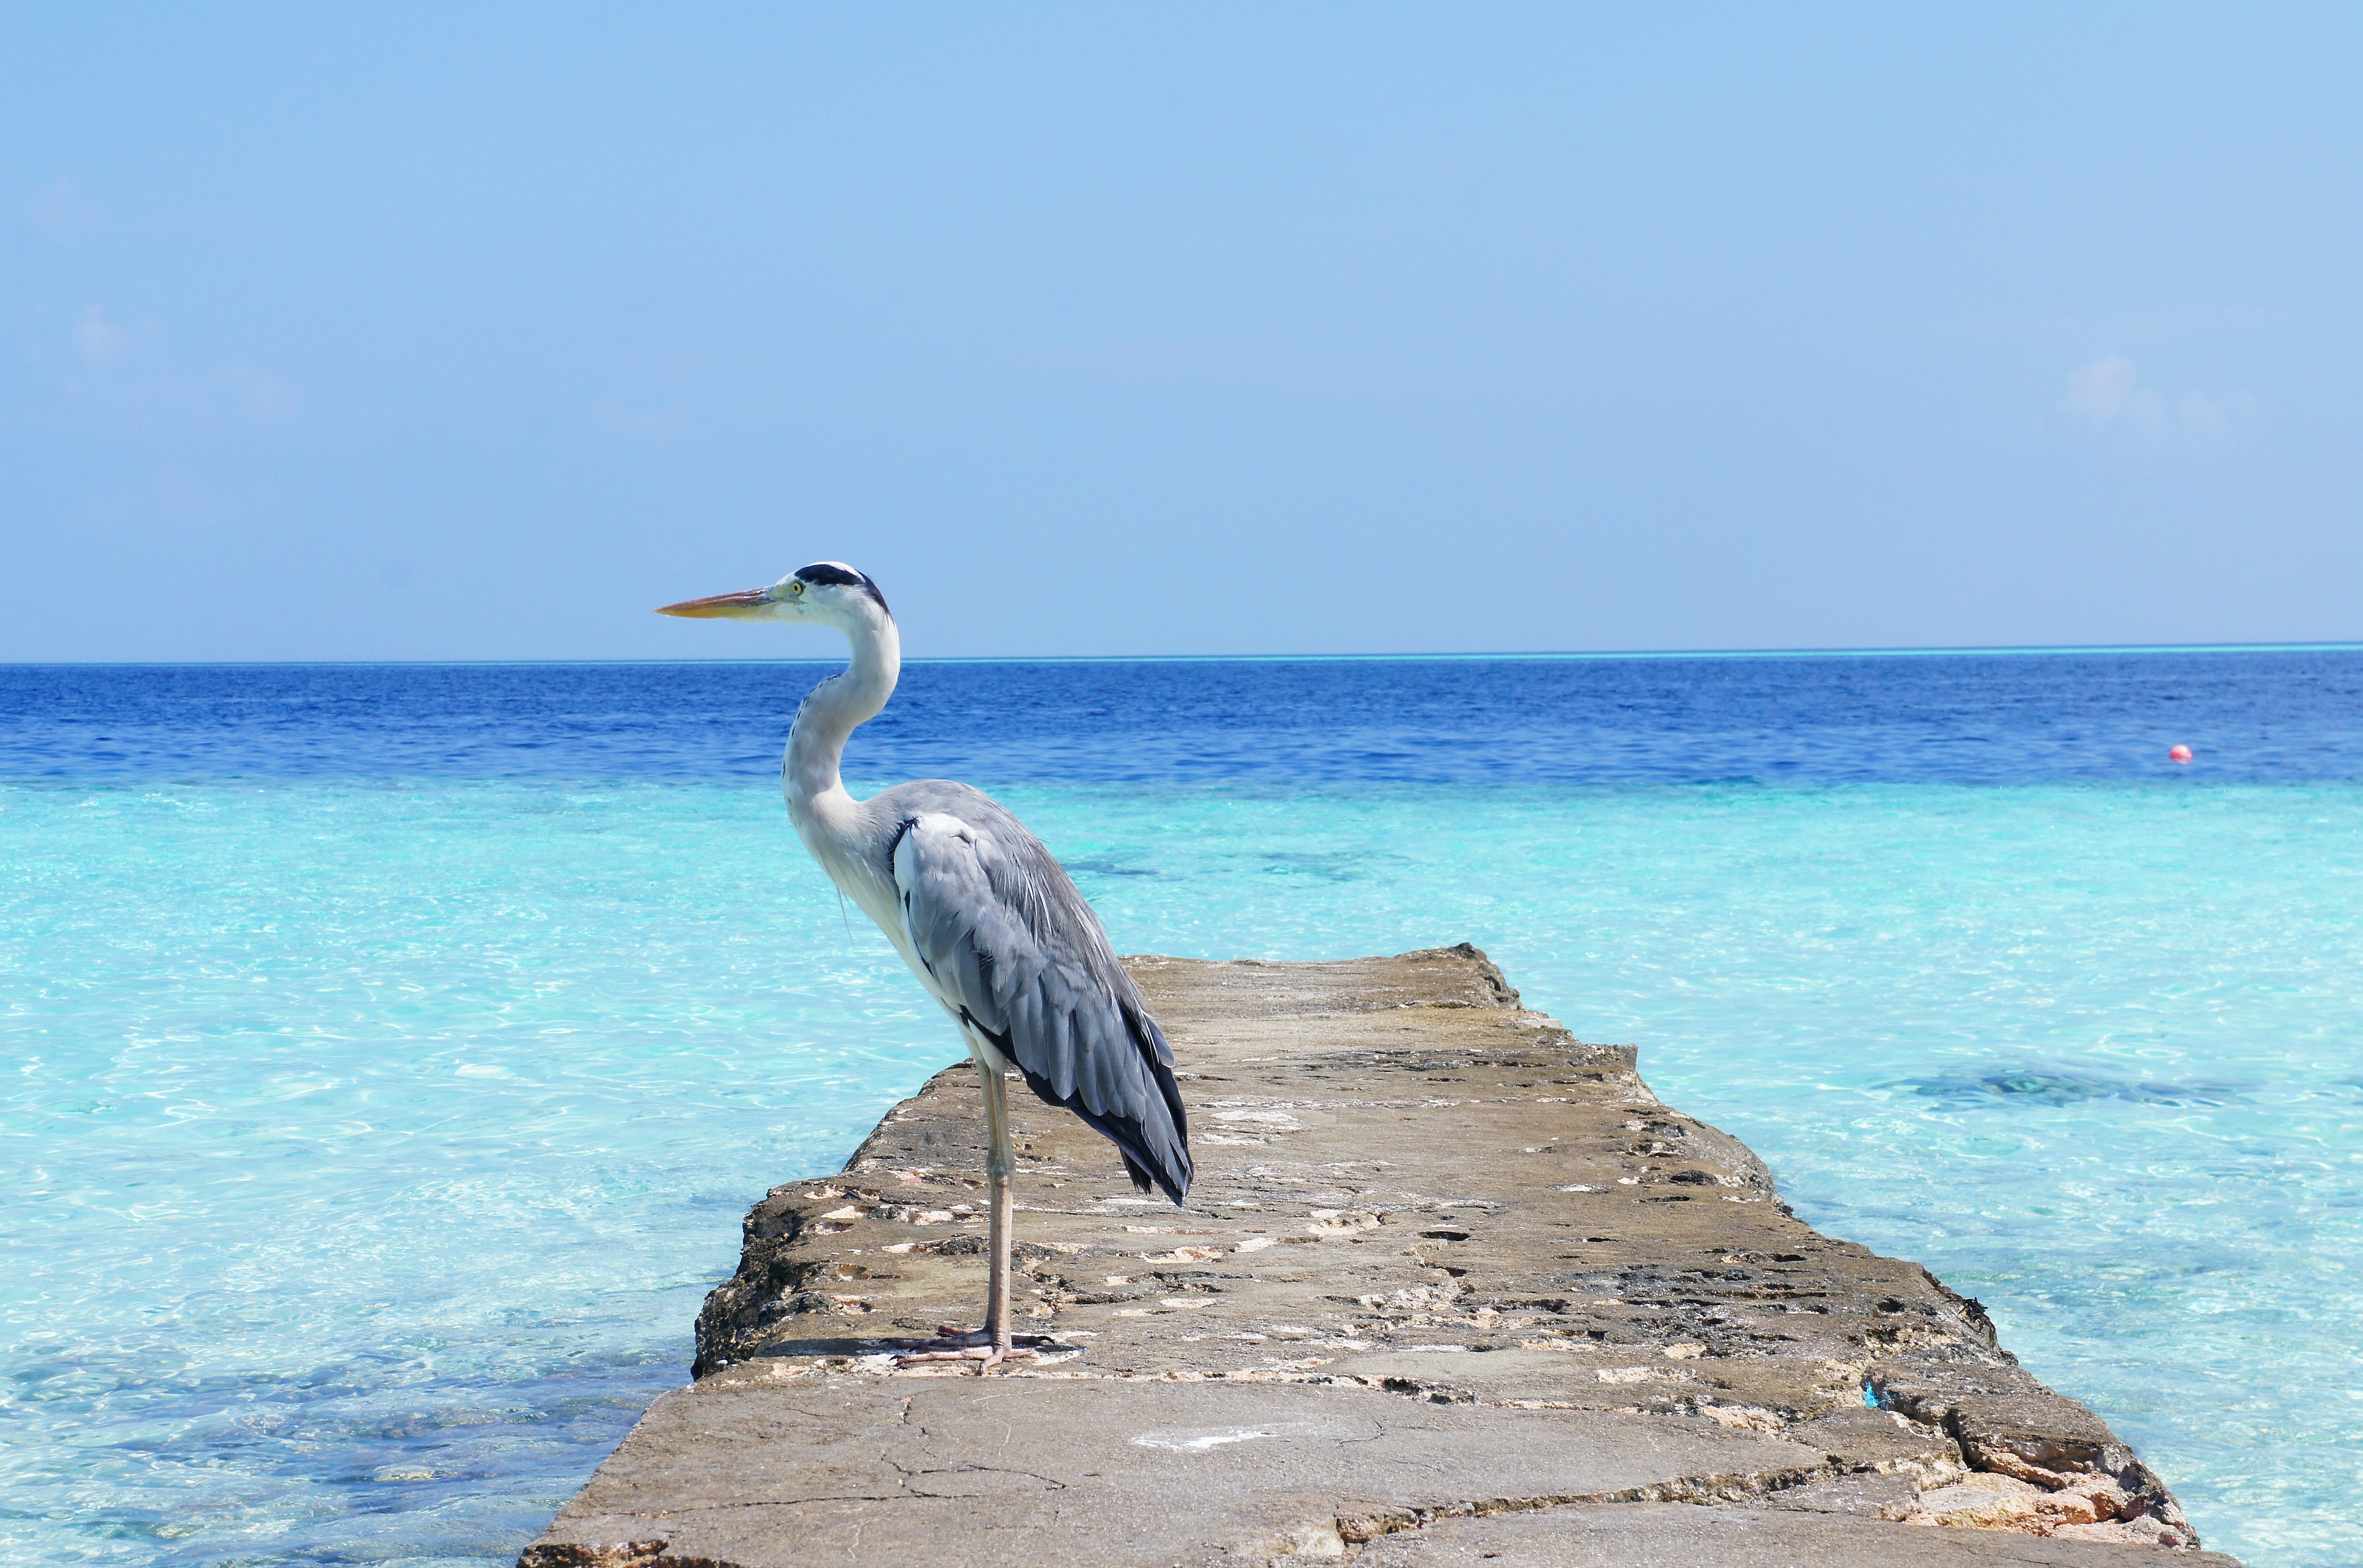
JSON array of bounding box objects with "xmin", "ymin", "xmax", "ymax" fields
[{"xmin": 5, "ymin": 4, "xmax": 2358, "ymax": 660}]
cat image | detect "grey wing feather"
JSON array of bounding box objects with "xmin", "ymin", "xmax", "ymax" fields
[{"xmin": 883, "ymin": 788, "xmax": 1191, "ymax": 1203}]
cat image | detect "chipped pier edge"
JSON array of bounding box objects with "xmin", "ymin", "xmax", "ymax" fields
[{"xmin": 521, "ymin": 944, "xmax": 2236, "ymax": 1568}]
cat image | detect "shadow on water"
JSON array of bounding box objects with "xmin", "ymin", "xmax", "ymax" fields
[{"xmin": 1896, "ymin": 1065, "xmax": 2246, "ymax": 1109}]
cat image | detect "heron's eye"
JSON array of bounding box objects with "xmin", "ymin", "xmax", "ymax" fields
[{"xmin": 788, "ymin": 581, "xmax": 805, "ymax": 596}]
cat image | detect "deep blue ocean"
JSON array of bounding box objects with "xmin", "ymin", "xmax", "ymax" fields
[{"xmin": 5, "ymin": 651, "xmax": 2360, "ymax": 1566}]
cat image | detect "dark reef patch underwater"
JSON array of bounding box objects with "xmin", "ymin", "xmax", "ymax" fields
[{"xmin": 1901, "ymin": 1066, "xmax": 2248, "ymax": 1109}]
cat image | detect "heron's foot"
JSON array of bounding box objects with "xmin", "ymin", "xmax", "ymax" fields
[{"xmin": 883, "ymin": 1327, "xmax": 1057, "ymax": 1371}]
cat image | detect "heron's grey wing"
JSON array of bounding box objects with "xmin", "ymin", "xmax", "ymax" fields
[{"xmin": 889, "ymin": 808, "xmax": 1191, "ymax": 1204}]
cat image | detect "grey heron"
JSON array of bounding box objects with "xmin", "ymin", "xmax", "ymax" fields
[{"xmin": 656, "ymin": 562, "xmax": 1191, "ymax": 1367}]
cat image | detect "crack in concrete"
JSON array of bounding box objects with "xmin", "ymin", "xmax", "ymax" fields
[{"xmin": 1317, "ymin": 1461, "xmax": 1837, "ymax": 1559}]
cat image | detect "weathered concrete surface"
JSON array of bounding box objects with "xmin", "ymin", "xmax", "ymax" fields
[{"xmin": 522, "ymin": 946, "xmax": 2233, "ymax": 1567}]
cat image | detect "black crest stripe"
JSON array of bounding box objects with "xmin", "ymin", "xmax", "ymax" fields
[{"xmin": 793, "ymin": 562, "xmax": 891, "ymax": 616}]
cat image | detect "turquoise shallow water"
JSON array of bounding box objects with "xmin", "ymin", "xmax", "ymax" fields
[{"xmin": 5, "ymin": 775, "xmax": 2358, "ymax": 1565}]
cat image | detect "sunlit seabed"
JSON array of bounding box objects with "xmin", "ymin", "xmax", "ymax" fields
[{"xmin": 3, "ymin": 777, "xmax": 2358, "ymax": 1567}]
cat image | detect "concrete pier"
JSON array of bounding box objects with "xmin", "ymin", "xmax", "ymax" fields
[{"xmin": 521, "ymin": 946, "xmax": 2234, "ymax": 1567}]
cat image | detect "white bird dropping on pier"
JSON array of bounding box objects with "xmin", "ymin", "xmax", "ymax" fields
[{"xmin": 657, "ymin": 562, "xmax": 1192, "ymax": 1367}]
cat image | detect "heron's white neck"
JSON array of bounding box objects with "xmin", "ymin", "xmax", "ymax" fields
[{"xmin": 785, "ymin": 609, "xmax": 901, "ymax": 822}]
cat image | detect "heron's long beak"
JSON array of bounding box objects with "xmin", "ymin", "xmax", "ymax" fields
[{"xmin": 655, "ymin": 588, "xmax": 771, "ymax": 619}]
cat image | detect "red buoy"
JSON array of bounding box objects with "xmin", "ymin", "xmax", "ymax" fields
[{"xmin": 2169, "ymin": 744, "xmax": 2194, "ymax": 763}]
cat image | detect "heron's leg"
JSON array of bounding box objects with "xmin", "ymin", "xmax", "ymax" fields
[
  {"xmin": 889, "ymin": 1054, "xmax": 1048, "ymax": 1367},
  {"xmin": 979, "ymin": 1063, "xmax": 1015, "ymax": 1363}
]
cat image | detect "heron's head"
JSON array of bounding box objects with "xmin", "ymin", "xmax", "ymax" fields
[{"xmin": 655, "ymin": 562, "xmax": 892, "ymax": 628}]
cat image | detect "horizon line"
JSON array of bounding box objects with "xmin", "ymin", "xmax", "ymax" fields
[{"xmin": 5, "ymin": 638, "xmax": 2363, "ymax": 669}]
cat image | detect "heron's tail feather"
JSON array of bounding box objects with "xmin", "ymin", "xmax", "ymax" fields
[{"xmin": 1019, "ymin": 1063, "xmax": 1191, "ymax": 1204}]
